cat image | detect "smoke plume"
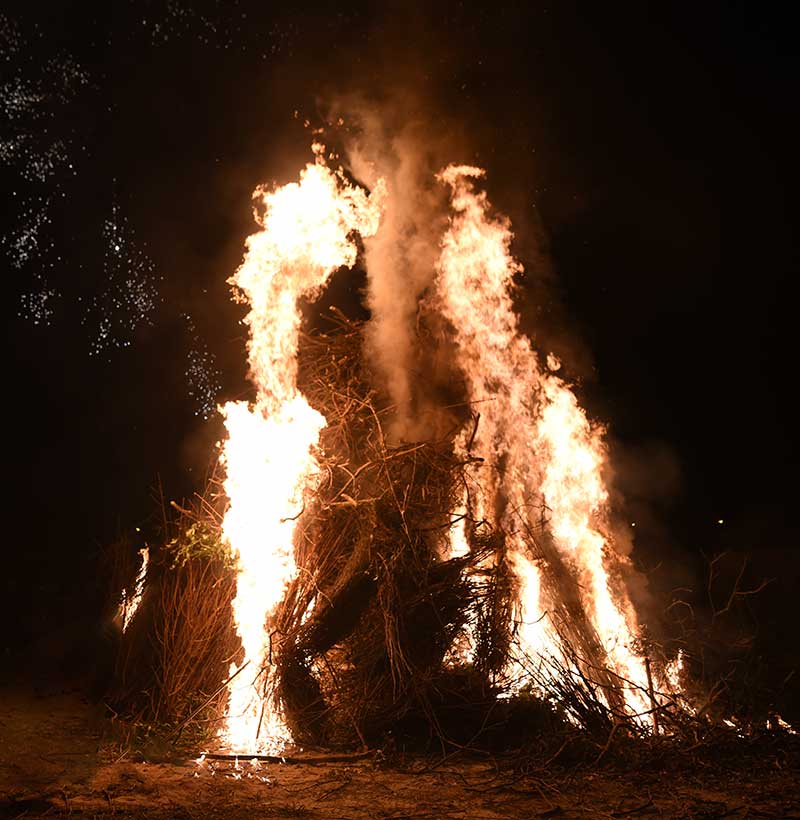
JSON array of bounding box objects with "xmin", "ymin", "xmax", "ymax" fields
[{"xmin": 331, "ymin": 96, "xmax": 460, "ymax": 441}]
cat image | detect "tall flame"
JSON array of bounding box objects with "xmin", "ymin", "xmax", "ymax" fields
[
  {"xmin": 219, "ymin": 145, "xmax": 385, "ymax": 751},
  {"xmin": 435, "ymin": 166, "xmax": 650, "ymax": 713},
  {"xmin": 434, "ymin": 164, "xmax": 553, "ymax": 666}
]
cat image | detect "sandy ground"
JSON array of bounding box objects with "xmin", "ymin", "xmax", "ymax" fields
[{"xmin": 1, "ymin": 686, "xmax": 799, "ymax": 819}]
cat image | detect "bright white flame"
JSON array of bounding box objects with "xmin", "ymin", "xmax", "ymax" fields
[
  {"xmin": 446, "ymin": 488, "xmax": 470, "ymax": 560},
  {"xmin": 443, "ymin": 486, "xmax": 477, "ymax": 665},
  {"xmin": 219, "ymin": 145, "xmax": 385, "ymax": 752}
]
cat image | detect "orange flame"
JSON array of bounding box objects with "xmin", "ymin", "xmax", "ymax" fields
[
  {"xmin": 435, "ymin": 164, "xmax": 553, "ymax": 665},
  {"xmin": 120, "ymin": 547, "xmax": 148, "ymax": 633},
  {"xmin": 435, "ymin": 165, "xmax": 651, "ymax": 714}
]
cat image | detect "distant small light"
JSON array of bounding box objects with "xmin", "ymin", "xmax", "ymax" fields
[
  {"xmin": 717, "ymin": 519, "xmax": 724, "ymax": 525},
  {"xmin": 631, "ymin": 522, "xmax": 636, "ymax": 527}
]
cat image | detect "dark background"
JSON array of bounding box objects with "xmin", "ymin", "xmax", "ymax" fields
[{"xmin": 2, "ymin": 2, "xmax": 797, "ymax": 708}]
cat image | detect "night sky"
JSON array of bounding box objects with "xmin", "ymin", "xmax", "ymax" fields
[{"xmin": 2, "ymin": 2, "xmax": 797, "ymax": 684}]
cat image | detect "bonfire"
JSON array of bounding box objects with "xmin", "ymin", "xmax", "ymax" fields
[{"xmin": 110, "ymin": 140, "xmax": 701, "ymax": 757}]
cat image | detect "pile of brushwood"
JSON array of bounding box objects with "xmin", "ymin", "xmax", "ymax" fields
[
  {"xmin": 104, "ymin": 313, "xmax": 796, "ymax": 758},
  {"xmin": 274, "ymin": 314, "xmax": 513, "ymax": 748}
]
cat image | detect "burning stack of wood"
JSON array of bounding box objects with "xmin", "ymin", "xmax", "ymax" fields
[{"xmin": 105, "ymin": 309, "xmax": 788, "ymax": 758}]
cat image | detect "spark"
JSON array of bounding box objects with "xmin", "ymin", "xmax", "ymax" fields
[
  {"xmin": 3, "ymin": 198, "xmax": 54, "ymax": 270},
  {"xmin": 142, "ymin": 1, "xmax": 296, "ymax": 58},
  {"xmin": 18, "ymin": 272, "xmax": 59, "ymax": 326},
  {"xmin": 83, "ymin": 200, "xmax": 162, "ymax": 356},
  {"xmin": 1, "ymin": 5, "xmax": 296, "ymax": 357},
  {"xmin": 184, "ymin": 314, "xmax": 223, "ymax": 419}
]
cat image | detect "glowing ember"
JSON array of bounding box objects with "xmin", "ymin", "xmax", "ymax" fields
[{"xmin": 219, "ymin": 144, "xmax": 385, "ymax": 753}]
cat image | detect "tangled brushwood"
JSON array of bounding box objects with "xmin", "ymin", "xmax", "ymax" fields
[
  {"xmin": 273, "ymin": 315, "xmax": 513, "ymax": 747},
  {"xmin": 107, "ymin": 502, "xmax": 240, "ymax": 736}
]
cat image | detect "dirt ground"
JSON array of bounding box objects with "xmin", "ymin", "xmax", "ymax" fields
[{"xmin": 1, "ymin": 686, "xmax": 799, "ymax": 820}]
